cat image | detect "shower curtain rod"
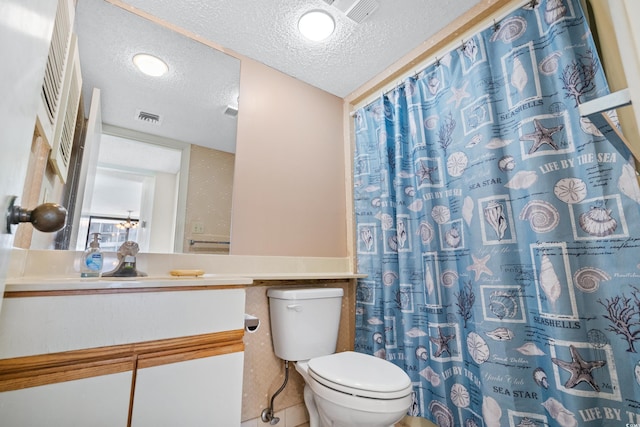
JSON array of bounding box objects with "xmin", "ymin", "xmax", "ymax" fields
[{"xmin": 349, "ymin": 0, "xmax": 539, "ymax": 116}]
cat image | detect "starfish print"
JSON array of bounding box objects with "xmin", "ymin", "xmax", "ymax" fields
[
  {"xmin": 417, "ymin": 160, "xmax": 437, "ymax": 184},
  {"xmin": 466, "ymin": 253, "xmax": 493, "ymax": 280},
  {"xmin": 429, "ymin": 327, "xmax": 455, "ymax": 358},
  {"xmin": 551, "ymin": 345, "xmax": 606, "ymax": 391},
  {"xmin": 520, "ymin": 119, "xmax": 564, "ymax": 154},
  {"xmin": 447, "ymin": 81, "xmax": 471, "ymax": 108}
]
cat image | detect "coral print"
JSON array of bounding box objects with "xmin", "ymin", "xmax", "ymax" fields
[{"xmin": 353, "ymin": 0, "xmax": 640, "ymax": 425}]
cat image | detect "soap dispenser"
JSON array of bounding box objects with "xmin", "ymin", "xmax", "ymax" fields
[{"xmin": 81, "ymin": 233, "xmax": 103, "ymax": 277}]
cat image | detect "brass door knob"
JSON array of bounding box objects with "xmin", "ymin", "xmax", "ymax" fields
[{"xmin": 6, "ymin": 196, "xmax": 67, "ymax": 233}]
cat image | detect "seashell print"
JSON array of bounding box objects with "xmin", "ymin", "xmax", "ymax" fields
[
  {"xmin": 372, "ymin": 331, "xmax": 384, "ymax": 343},
  {"xmin": 374, "ymin": 348, "xmax": 386, "ymax": 358},
  {"xmin": 447, "ymin": 151, "xmax": 468, "ymax": 177},
  {"xmin": 466, "ymin": 332, "xmax": 490, "ymax": 364},
  {"xmin": 466, "ymin": 133, "xmax": 483, "ymax": 148},
  {"xmin": 545, "ymin": 0, "xmax": 567, "ymax": 25},
  {"xmin": 619, "ymin": 159, "xmax": 640, "ymax": 203},
  {"xmin": 397, "ymin": 220, "xmax": 407, "ymax": 248},
  {"xmin": 539, "ymin": 254, "xmax": 562, "ymax": 309},
  {"xmin": 511, "ymin": 57, "xmax": 529, "ymax": 94},
  {"xmin": 484, "ymin": 201, "xmax": 508, "ymax": 240},
  {"xmin": 554, "ymin": 177, "xmax": 587, "ymax": 204},
  {"xmin": 533, "ymin": 367, "xmax": 549, "ymax": 389},
  {"xmin": 539, "ymin": 51, "xmax": 562, "ymax": 75},
  {"xmin": 406, "ymin": 327, "xmax": 428, "ymax": 338},
  {"xmin": 427, "ymin": 74, "xmax": 441, "ymax": 95},
  {"xmin": 398, "ymin": 171, "xmax": 414, "ymax": 178},
  {"xmin": 382, "ymin": 271, "xmax": 398, "ymax": 286},
  {"xmin": 424, "ymin": 115, "xmax": 439, "ymax": 130},
  {"xmin": 388, "ymin": 235, "xmax": 399, "ymax": 251},
  {"xmin": 489, "ymin": 16, "xmax": 527, "ymax": 43},
  {"xmin": 441, "ymin": 270, "xmax": 459, "ymax": 288},
  {"xmin": 462, "ymin": 38, "xmax": 479, "ymax": 62},
  {"xmin": 408, "ymin": 199, "xmax": 423, "ymax": 212},
  {"xmin": 542, "ymin": 397, "xmax": 577, "ymax": 427},
  {"xmin": 579, "ymin": 205, "xmax": 617, "ymax": 236},
  {"xmin": 360, "ymin": 227, "xmax": 374, "ymax": 251},
  {"xmin": 420, "ymin": 366, "xmax": 441, "ymax": 386},
  {"xmin": 417, "ymin": 221, "xmax": 435, "ymax": 244},
  {"xmin": 463, "ymin": 196, "xmax": 474, "ymax": 226},
  {"xmin": 498, "ymin": 155, "xmax": 516, "ymax": 172},
  {"xmin": 486, "ymin": 137, "xmax": 514, "ymax": 148},
  {"xmin": 379, "ymin": 213, "xmax": 394, "ymax": 230},
  {"xmin": 404, "ymin": 186, "xmax": 416, "ymax": 196},
  {"xmin": 482, "ymin": 396, "xmax": 502, "ymax": 427},
  {"xmin": 431, "ymin": 205, "xmax": 451, "ymax": 224},
  {"xmin": 505, "ymin": 170, "xmax": 538, "ymax": 189},
  {"xmin": 364, "ymin": 185, "xmax": 380, "ymax": 193},
  {"xmin": 579, "ymin": 117, "xmax": 603, "ymax": 136},
  {"xmin": 369, "ymin": 318, "xmax": 384, "ymax": 326},
  {"xmin": 516, "ymin": 342, "xmax": 545, "ymax": 356},
  {"xmin": 465, "ymin": 419, "xmax": 479, "ymax": 427},
  {"xmin": 573, "ymin": 267, "xmax": 610, "ymax": 293},
  {"xmin": 429, "ymin": 400, "xmax": 454, "ymax": 427},
  {"xmin": 416, "ymin": 345, "xmax": 429, "ymax": 361},
  {"xmin": 444, "ymin": 226, "xmax": 462, "ymax": 248},
  {"xmin": 519, "ymin": 200, "xmax": 559, "ymax": 233},
  {"xmin": 486, "ymin": 327, "xmax": 515, "ymax": 341},
  {"xmin": 517, "ymin": 418, "xmax": 537, "ymax": 427},
  {"xmin": 489, "ymin": 291, "xmax": 518, "ymax": 319},
  {"xmin": 425, "ymin": 263, "xmax": 435, "ymax": 296},
  {"xmin": 450, "ymin": 383, "xmax": 470, "ymax": 408},
  {"xmin": 371, "ymin": 197, "xmax": 382, "ymax": 207}
]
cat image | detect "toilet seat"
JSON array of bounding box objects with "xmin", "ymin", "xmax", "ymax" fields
[{"xmin": 306, "ymin": 351, "xmax": 412, "ymax": 399}]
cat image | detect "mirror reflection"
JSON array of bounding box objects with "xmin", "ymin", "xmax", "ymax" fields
[{"xmin": 20, "ymin": 0, "xmax": 240, "ymax": 254}]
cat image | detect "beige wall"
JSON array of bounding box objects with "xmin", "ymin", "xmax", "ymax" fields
[
  {"xmin": 231, "ymin": 56, "xmax": 347, "ymax": 257},
  {"xmin": 184, "ymin": 144, "xmax": 234, "ymax": 254}
]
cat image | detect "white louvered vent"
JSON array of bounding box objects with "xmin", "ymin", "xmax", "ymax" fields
[
  {"xmin": 345, "ymin": 0, "xmax": 378, "ymax": 23},
  {"xmin": 50, "ymin": 35, "xmax": 82, "ymax": 183},
  {"xmin": 136, "ymin": 110, "xmax": 162, "ymax": 125},
  {"xmin": 41, "ymin": 0, "xmax": 73, "ymax": 126}
]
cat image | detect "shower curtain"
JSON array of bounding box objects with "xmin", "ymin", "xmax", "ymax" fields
[{"xmin": 353, "ymin": 0, "xmax": 640, "ymax": 426}]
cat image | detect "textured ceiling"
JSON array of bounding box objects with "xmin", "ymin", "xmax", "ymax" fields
[
  {"xmin": 122, "ymin": 0, "xmax": 481, "ymax": 98},
  {"xmin": 74, "ymin": 0, "xmax": 481, "ymax": 154}
]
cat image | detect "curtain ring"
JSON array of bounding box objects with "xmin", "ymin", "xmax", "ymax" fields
[
  {"xmin": 459, "ymin": 39, "xmax": 467, "ymax": 51},
  {"xmin": 528, "ymin": 0, "xmax": 539, "ymax": 8},
  {"xmin": 492, "ymin": 19, "xmax": 500, "ymax": 32},
  {"xmin": 434, "ymin": 56, "xmax": 441, "ymax": 67}
]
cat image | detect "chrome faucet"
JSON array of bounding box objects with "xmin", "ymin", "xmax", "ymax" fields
[{"xmin": 102, "ymin": 241, "xmax": 147, "ymax": 277}]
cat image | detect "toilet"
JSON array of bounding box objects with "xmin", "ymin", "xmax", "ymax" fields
[{"xmin": 267, "ymin": 287, "xmax": 413, "ymax": 427}]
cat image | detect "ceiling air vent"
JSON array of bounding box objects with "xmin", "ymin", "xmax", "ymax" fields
[
  {"xmin": 345, "ymin": 0, "xmax": 378, "ymax": 23},
  {"xmin": 135, "ymin": 110, "xmax": 162, "ymax": 125}
]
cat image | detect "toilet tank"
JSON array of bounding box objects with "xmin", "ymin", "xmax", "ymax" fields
[{"xmin": 267, "ymin": 287, "xmax": 343, "ymax": 361}]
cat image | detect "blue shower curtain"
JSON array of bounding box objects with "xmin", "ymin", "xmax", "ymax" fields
[{"xmin": 353, "ymin": 1, "xmax": 640, "ymax": 426}]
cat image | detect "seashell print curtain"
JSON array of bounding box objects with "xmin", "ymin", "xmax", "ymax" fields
[{"xmin": 352, "ymin": 0, "xmax": 640, "ymax": 426}]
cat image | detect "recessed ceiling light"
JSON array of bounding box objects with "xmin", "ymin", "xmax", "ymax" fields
[
  {"xmin": 132, "ymin": 53, "xmax": 168, "ymax": 77},
  {"xmin": 298, "ymin": 10, "xmax": 335, "ymax": 42}
]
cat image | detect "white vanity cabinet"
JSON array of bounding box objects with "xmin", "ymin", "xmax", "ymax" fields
[{"xmin": 0, "ymin": 283, "xmax": 247, "ymax": 427}]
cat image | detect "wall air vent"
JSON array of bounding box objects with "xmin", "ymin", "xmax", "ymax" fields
[{"xmin": 135, "ymin": 110, "xmax": 162, "ymax": 125}]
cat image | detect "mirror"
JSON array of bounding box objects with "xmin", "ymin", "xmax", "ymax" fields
[{"xmin": 23, "ymin": 0, "xmax": 240, "ymax": 254}]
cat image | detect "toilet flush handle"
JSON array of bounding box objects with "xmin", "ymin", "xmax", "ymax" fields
[{"xmin": 287, "ymin": 304, "xmax": 303, "ymax": 312}]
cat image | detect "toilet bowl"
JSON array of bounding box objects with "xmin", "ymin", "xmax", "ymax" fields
[
  {"xmin": 267, "ymin": 288, "xmax": 413, "ymax": 427},
  {"xmin": 296, "ymin": 351, "xmax": 413, "ymax": 427}
]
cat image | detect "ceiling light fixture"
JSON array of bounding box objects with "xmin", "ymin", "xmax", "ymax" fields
[
  {"xmin": 132, "ymin": 53, "xmax": 168, "ymax": 77},
  {"xmin": 298, "ymin": 10, "xmax": 335, "ymax": 42}
]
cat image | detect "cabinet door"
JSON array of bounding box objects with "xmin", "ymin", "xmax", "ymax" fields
[
  {"xmin": 0, "ymin": 371, "xmax": 132, "ymax": 427},
  {"xmin": 131, "ymin": 352, "xmax": 244, "ymax": 427}
]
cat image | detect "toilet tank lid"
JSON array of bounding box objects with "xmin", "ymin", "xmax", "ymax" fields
[{"xmin": 267, "ymin": 287, "xmax": 343, "ymax": 300}]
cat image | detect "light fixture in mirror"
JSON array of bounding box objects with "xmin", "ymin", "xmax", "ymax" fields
[
  {"xmin": 132, "ymin": 53, "xmax": 169, "ymax": 77},
  {"xmin": 20, "ymin": 0, "xmax": 240, "ymax": 254}
]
